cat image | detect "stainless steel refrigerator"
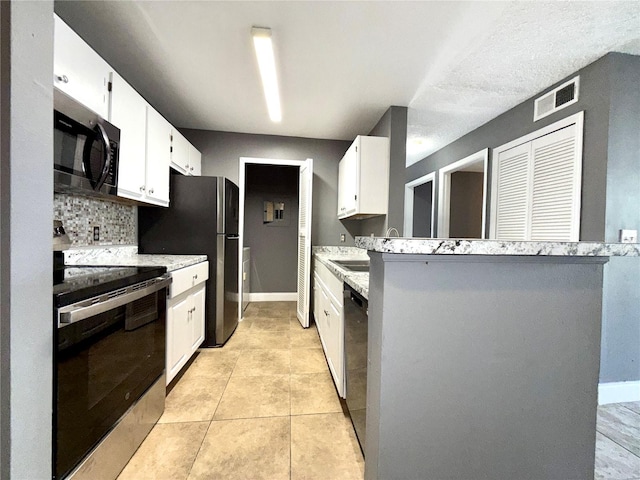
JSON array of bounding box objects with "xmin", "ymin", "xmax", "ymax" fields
[{"xmin": 138, "ymin": 175, "xmax": 239, "ymax": 346}]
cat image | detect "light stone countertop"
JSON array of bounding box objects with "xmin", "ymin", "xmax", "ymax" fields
[
  {"xmin": 355, "ymin": 237, "xmax": 640, "ymax": 257},
  {"xmin": 64, "ymin": 245, "xmax": 207, "ymax": 273},
  {"xmin": 312, "ymin": 246, "xmax": 369, "ymax": 299}
]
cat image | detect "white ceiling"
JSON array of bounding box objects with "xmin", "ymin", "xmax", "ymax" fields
[{"xmin": 55, "ymin": 1, "xmax": 640, "ymax": 166}]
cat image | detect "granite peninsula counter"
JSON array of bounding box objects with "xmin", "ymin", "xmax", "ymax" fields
[
  {"xmin": 354, "ymin": 237, "xmax": 640, "ymax": 480},
  {"xmin": 312, "ymin": 246, "xmax": 369, "ymax": 299}
]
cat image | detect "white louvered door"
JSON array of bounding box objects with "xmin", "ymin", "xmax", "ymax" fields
[
  {"xmin": 494, "ymin": 143, "xmax": 531, "ymax": 240},
  {"xmin": 491, "ymin": 119, "xmax": 582, "ymax": 241},
  {"xmin": 297, "ymin": 159, "xmax": 314, "ymax": 328},
  {"xmin": 530, "ymin": 124, "xmax": 580, "ymax": 241}
]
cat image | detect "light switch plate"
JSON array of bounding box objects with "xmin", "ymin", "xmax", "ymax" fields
[
  {"xmin": 340, "ymin": 233, "xmax": 346, "ymax": 243},
  {"xmin": 619, "ymin": 229, "xmax": 638, "ymax": 243}
]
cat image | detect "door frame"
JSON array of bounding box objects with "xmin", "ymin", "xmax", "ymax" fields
[
  {"xmin": 238, "ymin": 157, "xmax": 309, "ymax": 320},
  {"xmin": 403, "ymin": 172, "xmax": 436, "ymax": 238},
  {"xmin": 437, "ymin": 148, "xmax": 489, "ymax": 239}
]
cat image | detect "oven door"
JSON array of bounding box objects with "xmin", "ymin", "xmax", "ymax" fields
[{"xmin": 54, "ymin": 278, "xmax": 169, "ymax": 480}]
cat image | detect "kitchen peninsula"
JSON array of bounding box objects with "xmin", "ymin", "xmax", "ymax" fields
[{"xmin": 355, "ymin": 237, "xmax": 639, "ymax": 480}]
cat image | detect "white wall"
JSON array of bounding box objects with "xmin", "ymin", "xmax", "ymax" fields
[{"xmin": 1, "ymin": 2, "xmax": 53, "ymax": 478}]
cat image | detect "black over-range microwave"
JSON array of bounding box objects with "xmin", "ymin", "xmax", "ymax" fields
[{"xmin": 54, "ymin": 88, "xmax": 120, "ymax": 198}]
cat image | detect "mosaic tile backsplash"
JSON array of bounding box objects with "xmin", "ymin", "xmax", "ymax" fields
[{"xmin": 54, "ymin": 194, "xmax": 136, "ymax": 246}]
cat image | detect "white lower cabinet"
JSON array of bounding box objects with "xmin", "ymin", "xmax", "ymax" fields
[
  {"xmin": 166, "ymin": 261, "xmax": 208, "ymax": 385},
  {"xmin": 313, "ymin": 261, "xmax": 345, "ymax": 398}
]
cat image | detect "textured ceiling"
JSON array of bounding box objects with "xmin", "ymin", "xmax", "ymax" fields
[{"xmin": 55, "ymin": 1, "xmax": 640, "ymax": 166}]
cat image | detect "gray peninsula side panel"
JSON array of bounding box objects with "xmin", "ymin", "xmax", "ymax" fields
[{"xmin": 366, "ymin": 254, "xmax": 605, "ymax": 480}]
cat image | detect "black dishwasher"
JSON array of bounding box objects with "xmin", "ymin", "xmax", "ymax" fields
[{"xmin": 344, "ymin": 283, "xmax": 368, "ymax": 455}]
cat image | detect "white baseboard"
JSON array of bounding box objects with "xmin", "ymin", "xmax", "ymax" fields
[
  {"xmin": 598, "ymin": 381, "xmax": 640, "ymax": 405},
  {"xmin": 246, "ymin": 292, "xmax": 297, "ymax": 302}
]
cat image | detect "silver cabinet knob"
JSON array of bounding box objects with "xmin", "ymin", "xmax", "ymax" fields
[
  {"xmin": 190, "ymin": 166, "xmax": 194, "ymax": 171},
  {"xmin": 140, "ymin": 185, "xmax": 146, "ymax": 192},
  {"xmin": 55, "ymin": 74, "xmax": 69, "ymax": 83},
  {"xmin": 148, "ymin": 188, "xmax": 154, "ymax": 194}
]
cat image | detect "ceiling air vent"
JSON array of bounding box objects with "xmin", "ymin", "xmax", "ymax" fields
[{"xmin": 534, "ymin": 76, "xmax": 579, "ymax": 122}]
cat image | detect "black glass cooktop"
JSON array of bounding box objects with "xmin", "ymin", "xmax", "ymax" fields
[{"xmin": 53, "ymin": 265, "xmax": 167, "ymax": 308}]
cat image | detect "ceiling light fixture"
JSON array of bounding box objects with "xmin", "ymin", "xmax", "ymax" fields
[{"xmin": 251, "ymin": 27, "xmax": 282, "ymax": 123}]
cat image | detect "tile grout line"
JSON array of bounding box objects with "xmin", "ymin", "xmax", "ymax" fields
[
  {"xmin": 184, "ymin": 342, "xmax": 245, "ymax": 479},
  {"xmin": 599, "ymin": 430, "xmax": 640, "ymax": 460}
]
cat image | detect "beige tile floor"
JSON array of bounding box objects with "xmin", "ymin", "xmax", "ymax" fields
[{"xmin": 118, "ymin": 301, "xmax": 364, "ymax": 480}]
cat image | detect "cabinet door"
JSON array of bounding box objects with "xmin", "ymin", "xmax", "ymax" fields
[
  {"xmin": 326, "ymin": 299, "xmax": 345, "ymax": 398},
  {"xmin": 54, "ymin": 15, "xmax": 111, "ymax": 118},
  {"xmin": 313, "ymin": 274, "xmax": 322, "ymax": 332},
  {"xmin": 338, "ymin": 142, "xmax": 358, "ymax": 217},
  {"xmin": 145, "ymin": 107, "xmax": 172, "ymax": 206},
  {"xmin": 167, "ymin": 296, "xmax": 190, "ymax": 384},
  {"xmin": 190, "ymin": 285, "xmax": 206, "ymax": 352},
  {"xmin": 110, "ymin": 72, "xmax": 147, "ymax": 201},
  {"xmin": 171, "ymin": 130, "xmax": 190, "ymax": 175},
  {"xmin": 188, "ymin": 144, "xmax": 202, "ymax": 176}
]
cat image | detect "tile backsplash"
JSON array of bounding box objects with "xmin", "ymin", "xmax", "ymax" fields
[{"xmin": 54, "ymin": 194, "xmax": 136, "ymax": 246}]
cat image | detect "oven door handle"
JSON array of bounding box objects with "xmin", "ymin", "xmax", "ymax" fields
[{"xmin": 58, "ymin": 275, "xmax": 172, "ymax": 326}]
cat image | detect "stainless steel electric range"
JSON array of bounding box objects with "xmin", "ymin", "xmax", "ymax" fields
[{"xmin": 53, "ymin": 259, "xmax": 170, "ymax": 480}]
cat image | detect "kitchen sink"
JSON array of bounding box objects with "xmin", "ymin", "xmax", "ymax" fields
[{"xmin": 333, "ymin": 259, "xmax": 370, "ymax": 272}]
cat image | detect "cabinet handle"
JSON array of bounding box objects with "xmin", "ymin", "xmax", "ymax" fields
[
  {"xmin": 190, "ymin": 167, "xmax": 194, "ymax": 171},
  {"xmin": 55, "ymin": 74, "xmax": 69, "ymax": 84},
  {"xmin": 140, "ymin": 185, "xmax": 146, "ymax": 192},
  {"xmin": 194, "ymin": 274, "xmax": 198, "ymax": 280},
  {"xmin": 148, "ymin": 188, "xmax": 154, "ymax": 194},
  {"xmin": 324, "ymin": 310, "xmax": 329, "ymax": 316}
]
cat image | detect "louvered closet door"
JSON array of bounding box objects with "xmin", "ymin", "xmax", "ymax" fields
[
  {"xmin": 530, "ymin": 124, "xmax": 580, "ymax": 241},
  {"xmin": 296, "ymin": 159, "xmax": 313, "ymax": 328},
  {"xmin": 494, "ymin": 143, "xmax": 531, "ymax": 240}
]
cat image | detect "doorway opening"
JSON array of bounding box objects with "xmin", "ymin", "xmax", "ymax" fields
[
  {"xmin": 437, "ymin": 149, "xmax": 488, "ymax": 239},
  {"xmin": 238, "ymin": 157, "xmax": 313, "ymax": 328},
  {"xmin": 403, "ymin": 172, "xmax": 435, "ymax": 237}
]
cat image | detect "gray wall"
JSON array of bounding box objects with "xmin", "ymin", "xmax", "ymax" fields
[
  {"xmin": 412, "ymin": 182, "xmax": 432, "ymax": 237},
  {"xmin": 406, "ymin": 53, "xmax": 640, "ymax": 384},
  {"xmin": 245, "ymin": 164, "xmax": 299, "ymax": 293},
  {"xmin": 1, "ymin": 2, "xmax": 53, "ymax": 478},
  {"xmin": 354, "ymin": 106, "xmax": 408, "ymax": 237},
  {"xmin": 181, "ymin": 129, "xmax": 351, "ymax": 247},
  {"xmin": 600, "ymin": 55, "xmax": 640, "ymax": 383},
  {"xmin": 407, "ymin": 54, "xmax": 614, "ymax": 241},
  {"xmin": 449, "ymin": 171, "xmax": 483, "ymax": 238}
]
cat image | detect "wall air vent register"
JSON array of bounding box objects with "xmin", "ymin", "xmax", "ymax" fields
[{"xmin": 534, "ymin": 76, "xmax": 580, "ymax": 122}]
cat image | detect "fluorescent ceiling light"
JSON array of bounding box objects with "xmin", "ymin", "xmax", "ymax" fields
[{"xmin": 252, "ymin": 27, "xmax": 282, "ymax": 123}]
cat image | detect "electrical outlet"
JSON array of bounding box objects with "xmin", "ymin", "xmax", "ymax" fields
[
  {"xmin": 93, "ymin": 226, "xmax": 100, "ymax": 242},
  {"xmin": 340, "ymin": 233, "xmax": 346, "ymax": 243},
  {"xmin": 619, "ymin": 229, "xmax": 638, "ymax": 243}
]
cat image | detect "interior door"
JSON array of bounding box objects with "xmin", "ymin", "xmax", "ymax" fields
[{"xmin": 296, "ymin": 159, "xmax": 313, "ymax": 328}]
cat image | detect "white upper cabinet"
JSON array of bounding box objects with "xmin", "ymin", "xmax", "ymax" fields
[
  {"xmin": 188, "ymin": 144, "xmax": 202, "ymax": 176},
  {"xmin": 54, "ymin": 15, "xmax": 111, "ymax": 118},
  {"xmin": 110, "ymin": 72, "xmax": 147, "ymax": 200},
  {"xmin": 110, "ymin": 73, "xmax": 170, "ymax": 207},
  {"xmin": 170, "ymin": 130, "xmax": 201, "ymax": 176},
  {"xmin": 54, "ymin": 14, "xmax": 199, "ymax": 205},
  {"xmin": 145, "ymin": 108, "xmax": 172, "ymax": 206},
  {"xmin": 337, "ymin": 136, "xmax": 390, "ymax": 219}
]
